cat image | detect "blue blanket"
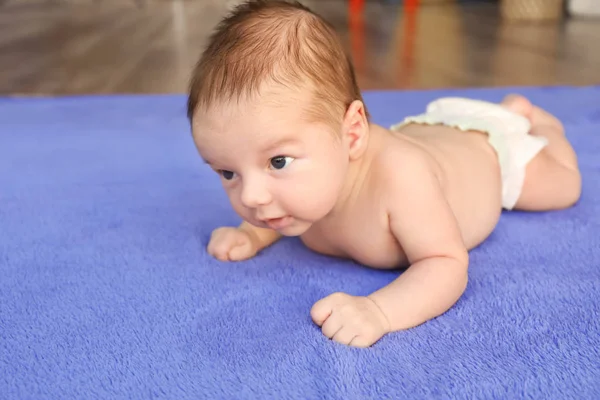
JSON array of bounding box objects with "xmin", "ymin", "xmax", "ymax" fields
[{"xmin": 1, "ymin": 87, "xmax": 599, "ymax": 399}]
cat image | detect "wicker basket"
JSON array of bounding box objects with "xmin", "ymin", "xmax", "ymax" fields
[{"xmin": 501, "ymin": 0, "xmax": 565, "ymax": 21}]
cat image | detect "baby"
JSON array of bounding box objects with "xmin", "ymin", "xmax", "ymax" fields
[{"xmin": 187, "ymin": 0, "xmax": 581, "ymax": 347}]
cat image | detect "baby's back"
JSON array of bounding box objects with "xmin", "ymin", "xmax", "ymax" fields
[
  {"xmin": 390, "ymin": 123, "xmax": 503, "ymax": 249},
  {"xmin": 301, "ymin": 123, "xmax": 504, "ymax": 270}
]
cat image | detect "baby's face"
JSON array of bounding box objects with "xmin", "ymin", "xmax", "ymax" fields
[{"xmin": 192, "ymin": 87, "xmax": 350, "ymax": 236}]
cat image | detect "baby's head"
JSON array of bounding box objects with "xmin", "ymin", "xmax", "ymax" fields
[{"xmin": 188, "ymin": 0, "xmax": 370, "ymax": 235}]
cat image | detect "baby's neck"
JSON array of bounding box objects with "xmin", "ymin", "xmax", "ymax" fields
[{"xmin": 325, "ymin": 123, "xmax": 382, "ymax": 219}]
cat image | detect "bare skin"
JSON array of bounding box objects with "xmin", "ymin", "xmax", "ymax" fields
[{"xmin": 195, "ymin": 89, "xmax": 581, "ymax": 347}]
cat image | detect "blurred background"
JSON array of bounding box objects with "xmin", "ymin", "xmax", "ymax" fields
[{"xmin": 1, "ymin": 0, "xmax": 599, "ymax": 95}]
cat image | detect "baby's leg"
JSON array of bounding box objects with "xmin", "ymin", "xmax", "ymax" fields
[{"xmin": 501, "ymin": 95, "xmax": 581, "ymax": 211}]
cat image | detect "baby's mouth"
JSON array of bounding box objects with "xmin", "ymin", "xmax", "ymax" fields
[{"xmin": 264, "ymin": 216, "xmax": 294, "ymax": 230}]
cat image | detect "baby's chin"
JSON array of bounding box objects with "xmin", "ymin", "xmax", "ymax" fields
[{"xmin": 274, "ymin": 219, "xmax": 313, "ymax": 237}]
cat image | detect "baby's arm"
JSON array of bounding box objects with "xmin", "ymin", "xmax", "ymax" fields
[
  {"xmin": 368, "ymin": 160, "xmax": 469, "ymax": 331},
  {"xmin": 238, "ymin": 221, "xmax": 282, "ymax": 250},
  {"xmin": 208, "ymin": 221, "xmax": 282, "ymax": 261},
  {"xmin": 311, "ymin": 154, "xmax": 468, "ymax": 347}
]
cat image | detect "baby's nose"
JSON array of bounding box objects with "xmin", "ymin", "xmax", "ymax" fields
[{"xmin": 240, "ymin": 180, "xmax": 272, "ymax": 208}]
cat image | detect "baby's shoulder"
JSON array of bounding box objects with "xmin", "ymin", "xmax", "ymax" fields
[
  {"xmin": 374, "ymin": 130, "xmax": 440, "ymax": 185},
  {"xmin": 368, "ymin": 130, "xmax": 448, "ymax": 216}
]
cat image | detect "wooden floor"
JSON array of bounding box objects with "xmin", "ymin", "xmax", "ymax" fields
[{"xmin": 1, "ymin": 0, "xmax": 599, "ymax": 95}]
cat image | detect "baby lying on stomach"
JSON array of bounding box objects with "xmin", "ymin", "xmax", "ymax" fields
[{"xmin": 187, "ymin": 0, "xmax": 581, "ymax": 347}]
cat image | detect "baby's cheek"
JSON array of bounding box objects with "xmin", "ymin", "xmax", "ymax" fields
[
  {"xmin": 298, "ymin": 174, "xmax": 337, "ymax": 214},
  {"xmin": 225, "ymin": 188, "xmax": 244, "ymax": 212}
]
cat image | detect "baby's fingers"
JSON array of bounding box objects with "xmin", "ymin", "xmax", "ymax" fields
[
  {"xmin": 207, "ymin": 235, "xmax": 236, "ymax": 261},
  {"xmin": 310, "ymin": 298, "xmax": 333, "ymax": 326},
  {"xmin": 333, "ymin": 327, "xmax": 359, "ymax": 346},
  {"xmin": 320, "ymin": 311, "xmax": 343, "ymax": 339},
  {"xmin": 310, "ymin": 292, "xmax": 350, "ymax": 326},
  {"xmin": 228, "ymin": 241, "xmax": 255, "ymax": 261},
  {"xmin": 348, "ymin": 335, "xmax": 375, "ymax": 348}
]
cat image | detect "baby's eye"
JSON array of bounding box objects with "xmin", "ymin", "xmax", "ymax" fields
[
  {"xmin": 270, "ymin": 156, "xmax": 295, "ymax": 170},
  {"xmin": 219, "ymin": 170, "xmax": 236, "ymax": 180}
]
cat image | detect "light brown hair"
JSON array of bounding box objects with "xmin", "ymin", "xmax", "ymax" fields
[{"xmin": 187, "ymin": 0, "xmax": 368, "ymax": 128}]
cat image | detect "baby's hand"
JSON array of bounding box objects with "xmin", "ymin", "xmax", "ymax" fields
[
  {"xmin": 310, "ymin": 292, "xmax": 391, "ymax": 348},
  {"xmin": 207, "ymin": 227, "xmax": 258, "ymax": 261}
]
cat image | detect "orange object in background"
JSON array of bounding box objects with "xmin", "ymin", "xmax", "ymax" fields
[
  {"xmin": 349, "ymin": 0, "xmax": 421, "ymax": 88},
  {"xmin": 349, "ymin": 0, "xmax": 364, "ymax": 14},
  {"xmin": 405, "ymin": 0, "xmax": 420, "ymax": 12},
  {"xmin": 349, "ymin": 2, "xmax": 365, "ymax": 72},
  {"xmin": 398, "ymin": 2, "xmax": 418, "ymax": 88}
]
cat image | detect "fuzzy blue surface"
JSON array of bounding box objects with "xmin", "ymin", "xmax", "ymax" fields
[{"xmin": 1, "ymin": 87, "xmax": 599, "ymax": 399}]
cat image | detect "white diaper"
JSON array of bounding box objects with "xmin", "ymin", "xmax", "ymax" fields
[{"xmin": 390, "ymin": 97, "xmax": 548, "ymax": 209}]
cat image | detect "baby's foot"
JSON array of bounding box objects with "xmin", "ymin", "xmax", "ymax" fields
[
  {"xmin": 501, "ymin": 94, "xmax": 564, "ymax": 136},
  {"xmin": 501, "ymin": 94, "xmax": 533, "ymax": 120},
  {"xmin": 502, "ymin": 94, "xmax": 577, "ymax": 172}
]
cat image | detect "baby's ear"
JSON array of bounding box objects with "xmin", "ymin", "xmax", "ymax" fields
[{"xmin": 342, "ymin": 100, "xmax": 369, "ymax": 160}]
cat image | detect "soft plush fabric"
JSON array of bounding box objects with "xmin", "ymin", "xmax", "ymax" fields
[{"xmin": 1, "ymin": 87, "xmax": 598, "ymax": 399}]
